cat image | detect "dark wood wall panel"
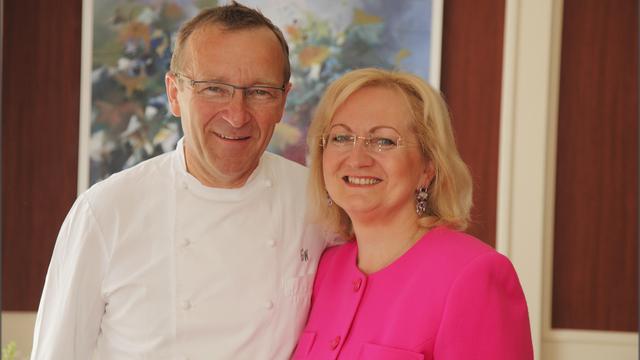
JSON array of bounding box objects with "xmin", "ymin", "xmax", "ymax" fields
[
  {"xmin": 441, "ymin": 0, "xmax": 505, "ymax": 246},
  {"xmin": 552, "ymin": 0, "xmax": 638, "ymax": 331},
  {"xmin": 2, "ymin": 0, "xmax": 82, "ymax": 310}
]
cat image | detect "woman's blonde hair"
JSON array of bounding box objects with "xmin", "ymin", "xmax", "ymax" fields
[{"xmin": 307, "ymin": 68, "xmax": 472, "ymax": 236}]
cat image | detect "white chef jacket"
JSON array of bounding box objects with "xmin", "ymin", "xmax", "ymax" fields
[{"xmin": 31, "ymin": 139, "xmax": 328, "ymax": 360}]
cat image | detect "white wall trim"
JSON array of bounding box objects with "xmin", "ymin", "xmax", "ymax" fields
[
  {"xmin": 545, "ymin": 330, "xmax": 638, "ymax": 345},
  {"xmin": 542, "ymin": 330, "xmax": 639, "ymax": 360},
  {"xmin": 495, "ymin": 0, "xmax": 518, "ymax": 258},
  {"xmin": 1, "ymin": 311, "xmax": 37, "ymax": 358},
  {"xmin": 429, "ymin": 0, "xmax": 444, "ymax": 89},
  {"xmin": 540, "ymin": 0, "xmax": 563, "ymax": 339},
  {"xmin": 497, "ymin": 0, "xmax": 562, "ymax": 354},
  {"xmin": 77, "ymin": 0, "xmax": 94, "ymax": 195}
]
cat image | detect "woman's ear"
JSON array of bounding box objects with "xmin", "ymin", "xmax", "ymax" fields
[{"xmin": 420, "ymin": 160, "xmax": 436, "ymax": 188}]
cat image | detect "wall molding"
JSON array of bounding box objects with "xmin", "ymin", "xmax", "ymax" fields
[
  {"xmin": 542, "ymin": 330, "xmax": 638, "ymax": 360},
  {"xmin": 1, "ymin": 311, "xmax": 37, "ymax": 357},
  {"xmin": 497, "ymin": 0, "xmax": 564, "ymax": 353},
  {"xmin": 430, "ymin": 0, "xmax": 444, "ymax": 89},
  {"xmin": 545, "ymin": 330, "xmax": 638, "ymax": 345},
  {"xmin": 77, "ymin": 0, "xmax": 94, "ymax": 195},
  {"xmin": 495, "ymin": 0, "xmax": 517, "ymax": 258}
]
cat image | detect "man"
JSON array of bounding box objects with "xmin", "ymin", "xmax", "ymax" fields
[{"xmin": 31, "ymin": 3, "xmax": 326, "ymax": 359}]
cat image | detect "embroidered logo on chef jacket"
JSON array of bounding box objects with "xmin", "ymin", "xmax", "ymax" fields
[{"xmin": 300, "ymin": 248, "xmax": 309, "ymax": 262}]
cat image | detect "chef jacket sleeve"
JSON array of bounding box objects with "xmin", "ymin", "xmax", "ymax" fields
[{"xmin": 31, "ymin": 195, "xmax": 108, "ymax": 359}]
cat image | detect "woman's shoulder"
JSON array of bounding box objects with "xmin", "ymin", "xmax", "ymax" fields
[
  {"xmin": 313, "ymin": 241, "xmax": 359, "ymax": 281},
  {"xmin": 426, "ymin": 226, "xmax": 494, "ymax": 256},
  {"xmin": 418, "ymin": 226, "xmax": 509, "ymax": 275},
  {"xmin": 311, "ymin": 241, "xmax": 357, "ymax": 294},
  {"xmin": 415, "ymin": 227, "xmax": 524, "ymax": 311},
  {"xmin": 319, "ymin": 241, "xmax": 356, "ymax": 266}
]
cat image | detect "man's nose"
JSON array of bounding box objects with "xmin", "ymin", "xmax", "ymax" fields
[{"xmin": 222, "ymin": 90, "xmax": 250, "ymax": 128}]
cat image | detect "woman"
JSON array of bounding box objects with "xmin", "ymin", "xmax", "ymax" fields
[{"xmin": 293, "ymin": 68, "xmax": 533, "ymax": 359}]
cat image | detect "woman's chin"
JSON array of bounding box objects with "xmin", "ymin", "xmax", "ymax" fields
[{"xmin": 340, "ymin": 204, "xmax": 385, "ymax": 222}]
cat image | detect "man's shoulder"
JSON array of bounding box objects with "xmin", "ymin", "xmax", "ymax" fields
[
  {"xmin": 85, "ymin": 151, "xmax": 175, "ymax": 204},
  {"xmin": 261, "ymin": 152, "xmax": 308, "ymax": 189},
  {"xmin": 262, "ymin": 152, "xmax": 308, "ymax": 174}
]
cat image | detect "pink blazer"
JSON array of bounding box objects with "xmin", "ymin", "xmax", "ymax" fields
[{"xmin": 292, "ymin": 227, "xmax": 533, "ymax": 360}]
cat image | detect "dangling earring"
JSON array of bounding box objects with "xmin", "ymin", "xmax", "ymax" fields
[
  {"xmin": 326, "ymin": 190, "xmax": 333, "ymax": 206},
  {"xmin": 415, "ymin": 187, "xmax": 428, "ymax": 215}
]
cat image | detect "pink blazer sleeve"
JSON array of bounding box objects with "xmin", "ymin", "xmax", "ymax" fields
[{"xmin": 433, "ymin": 252, "xmax": 534, "ymax": 359}]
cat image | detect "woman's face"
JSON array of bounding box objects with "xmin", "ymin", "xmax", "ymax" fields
[{"xmin": 322, "ymin": 86, "xmax": 432, "ymax": 224}]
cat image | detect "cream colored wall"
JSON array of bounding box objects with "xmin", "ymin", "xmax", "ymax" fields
[{"xmin": 2, "ymin": 311, "xmax": 36, "ymax": 359}]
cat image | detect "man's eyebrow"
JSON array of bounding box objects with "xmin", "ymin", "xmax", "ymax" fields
[{"xmin": 191, "ymin": 74, "xmax": 281, "ymax": 86}]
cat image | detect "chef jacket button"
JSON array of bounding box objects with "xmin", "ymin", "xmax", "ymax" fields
[
  {"xmin": 353, "ymin": 278, "xmax": 363, "ymax": 292},
  {"xmin": 267, "ymin": 240, "xmax": 276, "ymax": 248},
  {"xmin": 181, "ymin": 238, "xmax": 191, "ymax": 247},
  {"xmin": 181, "ymin": 182, "xmax": 188, "ymax": 190},
  {"xmin": 264, "ymin": 300, "xmax": 274, "ymax": 309},
  {"xmin": 180, "ymin": 300, "xmax": 191, "ymax": 310},
  {"xmin": 329, "ymin": 335, "xmax": 341, "ymax": 350},
  {"xmin": 265, "ymin": 179, "xmax": 273, "ymax": 187}
]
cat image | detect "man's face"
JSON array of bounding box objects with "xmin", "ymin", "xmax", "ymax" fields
[{"xmin": 166, "ymin": 25, "xmax": 290, "ymax": 188}]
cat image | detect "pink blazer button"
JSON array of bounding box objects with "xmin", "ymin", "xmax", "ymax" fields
[
  {"xmin": 329, "ymin": 336, "xmax": 341, "ymax": 350},
  {"xmin": 353, "ymin": 278, "xmax": 362, "ymax": 291}
]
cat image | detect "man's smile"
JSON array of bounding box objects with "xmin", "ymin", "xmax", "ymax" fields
[{"xmin": 213, "ymin": 131, "xmax": 251, "ymax": 141}]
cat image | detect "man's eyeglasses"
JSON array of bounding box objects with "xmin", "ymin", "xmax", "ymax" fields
[
  {"xmin": 321, "ymin": 132, "xmax": 414, "ymax": 153},
  {"xmin": 174, "ymin": 72, "xmax": 285, "ymax": 106}
]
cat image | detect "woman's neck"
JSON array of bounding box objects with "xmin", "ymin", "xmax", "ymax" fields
[{"xmin": 351, "ymin": 210, "xmax": 426, "ymax": 274}]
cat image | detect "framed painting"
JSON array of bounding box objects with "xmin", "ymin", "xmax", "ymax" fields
[{"xmin": 78, "ymin": 0, "xmax": 443, "ymax": 191}]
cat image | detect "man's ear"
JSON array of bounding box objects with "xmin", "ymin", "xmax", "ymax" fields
[
  {"xmin": 283, "ymin": 82, "xmax": 292, "ymax": 98},
  {"xmin": 275, "ymin": 82, "xmax": 293, "ymax": 124},
  {"xmin": 165, "ymin": 73, "xmax": 181, "ymax": 117}
]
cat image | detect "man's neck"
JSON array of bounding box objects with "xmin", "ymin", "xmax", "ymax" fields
[{"xmin": 183, "ymin": 144, "xmax": 256, "ymax": 189}]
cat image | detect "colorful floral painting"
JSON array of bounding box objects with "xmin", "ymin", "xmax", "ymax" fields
[{"xmin": 85, "ymin": 0, "xmax": 439, "ymax": 185}]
